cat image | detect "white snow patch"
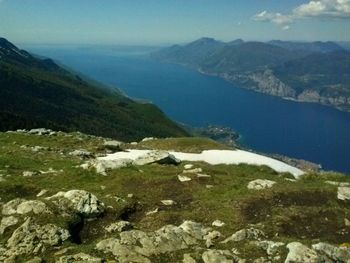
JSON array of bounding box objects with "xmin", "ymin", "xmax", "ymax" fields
[{"xmin": 99, "ymin": 149, "xmax": 304, "ymax": 178}]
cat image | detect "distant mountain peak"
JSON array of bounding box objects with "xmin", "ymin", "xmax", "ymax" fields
[{"xmin": 268, "ymin": 40, "xmax": 344, "ymax": 53}]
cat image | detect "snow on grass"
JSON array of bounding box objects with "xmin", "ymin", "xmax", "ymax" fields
[{"xmin": 99, "ymin": 149, "xmax": 304, "ymax": 178}]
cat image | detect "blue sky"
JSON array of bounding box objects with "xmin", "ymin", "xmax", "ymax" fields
[{"xmin": 0, "ymin": 0, "xmax": 349, "ymax": 45}]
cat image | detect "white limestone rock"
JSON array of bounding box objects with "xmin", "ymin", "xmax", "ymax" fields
[
  {"xmin": 4, "ymin": 218, "xmax": 70, "ymax": 257},
  {"xmin": 312, "ymin": 242, "xmax": 350, "ymax": 262},
  {"xmin": 178, "ymin": 175, "xmax": 192, "ymax": 182},
  {"xmin": 105, "ymin": 221, "xmax": 132, "ymax": 233},
  {"xmin": 337, "ymin": 187, "xmax": 350, "ymax": 200},
  {"xmin": 133, "ymin": 150, "xmax": 180, "ymax": 166},
  {"xmin": 2, "ymin": 199, "xmax": 51, "ymax": 215},
  {"xmin": 212, "ymin": 220, "xmax": 225, "ymax": 227},
  {"xmin": 0, "ymin": 216, "xmax": 19, "ymax": 235},
  {"xmin": 247, "ymin": 179, "xmax": 276, "ymax": 190},
  {"xmin": 222, "ymin": 228, "xmax": 265, "ymax": 243},
  {"xmin": 285, "ymin": 242, "xmax": 321, "ymax": 263},
  {"xmin": 46, "ymin": 190, "xmax": 104, "ymax": 217}
]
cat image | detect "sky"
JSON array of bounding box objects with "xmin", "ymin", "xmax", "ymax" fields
[{"xmin": 0, "ymin": 0, "xmax": 350, "ymax": 45}]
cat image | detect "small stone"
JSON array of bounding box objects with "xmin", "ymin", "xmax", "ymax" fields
[
  {"xmin": 184, "ymin": 164, "xmax": 194, "ymax": 170},
  {"xmin": 204, "ymin": 230, "xmax": 222, "ymax": 248},
  {"xmin": 206, "ymin": 185, "xmax": 214, "ymax": 189},
  {"xmin": 183, "ymin": 168, "xmax": 203, "ymax": 174},
  {"xmin": 197, "ymin": 173, "xmax": 211, "ymax": 178},
  {"xmin": 69, "ymin": 149, "xmax": 93, "ymax": 158},
  {"xmin": 178, "ymin": 175, "xmax": 192, "ymax": 182},
  {"xmin": 222, "ymin": 228, "xmax": 265, "ymax": 243},
  {"xmin": 146, "ymin": 208, "xmax": 159, "ymax": 215},
  {"xmin": 22, "ymin": 171, "xmax": 37, "ymax": 177},
  {"xmin": 247, "ymin": 179, "xmax": 276, "ymax": 190},
  {"xmin": 345, "ymin": 218, "xmax": 350, "ymax": 226},
  {"xmin": 212, "ymin": 220, "xmax": 225, "ymax": 227},
  {"xmin": 161, "ymin": 200, "xmax": 176, "ymax": 206},
  {"xmin": 127, "ymin": 194, "xmax": 134, "ymax": 198},
  {"xmin": 141, "ymin": 137, "xmax": 155, "ymax": 142},
  {"xmin": 36, "ymin": 189, "xmax": 48, "ymax": 197}
]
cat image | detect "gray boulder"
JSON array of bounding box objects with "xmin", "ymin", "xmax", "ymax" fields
[
  {"xmin": 285, "ymin": 242, "xmax": 322, "ymax": 263},
  {"xmin": 87, "ymin": 158, "xmax": 133, "ymax": 175},
  {"xmin": 133, "ymin": 150, "xmax": 181, "ymax": 166},
  {"xmin": 46, "ymin": 190, "xmax": 104, "ymax": 218},
  {"xmin": 103, "ymin": 140, "xmax": 123, "ymax": 152},
  {"xmin": 3, "ymin": 218, "xmax": 69, "ymax": 257},
  {"xmin": 312, "ymin": 242, "xmax": 350, "ymax": 262},
  {"xmin": 97, "ymin": 220, "xmax": 211, "ymax": 262},
  {"xmin": 2, "ymin": 199, "xmax": 51, "ymax": 215}
]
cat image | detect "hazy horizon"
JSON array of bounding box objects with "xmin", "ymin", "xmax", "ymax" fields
[{"xmin": 1, "ymin": 0, "xmax": 350, "ymax": 46}]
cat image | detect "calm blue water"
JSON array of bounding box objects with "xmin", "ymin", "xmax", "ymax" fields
[{"xmin": 27, "ymin": 47, "xmax": 350, "ymax": 174}]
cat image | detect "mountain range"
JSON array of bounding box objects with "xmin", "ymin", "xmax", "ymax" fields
[
  {"xmin": 0, "ymin": 38, "xmax": 187, "ymax": 141},
  {"xmin": 152, "ymin": 38, "xmax": 350, "ymax": 112}
]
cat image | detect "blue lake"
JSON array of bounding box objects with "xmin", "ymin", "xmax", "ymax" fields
[{"xmin": 27, "ymin": 46, "xmax": 350, "ymax": 174}]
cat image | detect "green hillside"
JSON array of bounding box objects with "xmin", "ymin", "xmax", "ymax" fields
[{"xmin": 0, "ymin": 38, "xmax": 188, "ymax": 141}]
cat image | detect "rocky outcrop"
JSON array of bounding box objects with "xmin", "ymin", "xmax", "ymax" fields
[
  {"xmin": 298, "ymin": 89, "xmax": 350, "ymax": 111},
  {"xmin": 2, "ymin": 199, "xmax": 51, "ymax": 215},
  {"xmin": 97, "ymin": 221, "xmax": 214, "ymax": 262},
  {"xmin": 46, "ymin": 190, "xmax": 105, "ymax": 217},
  {"xmin": 248, "ymin": 70, "xmax": 296, "ymax": 98},
  {"xmin": 0, "ymin": 218, "xmax": 69, "ymax": 260},
  {"xmin": 312, "ymin": 242, "xmax": 350, "ymax": 262},
  {"xmin": 285, "ymin": 242, "xmax": 321, "ymax": 263}
]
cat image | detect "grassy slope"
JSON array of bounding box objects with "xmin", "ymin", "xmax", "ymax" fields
[{"xmin": 0, "ymin": 132, "xmax": 349, "ymax": 262}]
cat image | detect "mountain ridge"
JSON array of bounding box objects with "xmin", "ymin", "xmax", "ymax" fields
[
  {"xmin": 0, "ymin": 37, "xmax": 188, "ymax": 141},
  {"xmin": 152, "ymin": 38, "xmax": 350, "ymax": 112}
]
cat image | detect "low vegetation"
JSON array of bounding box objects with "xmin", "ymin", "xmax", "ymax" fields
[{"xmin": 0, "ymin": 131, "xmax": 349, "ymax": 262}]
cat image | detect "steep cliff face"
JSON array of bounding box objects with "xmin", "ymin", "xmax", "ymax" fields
[
  {"xmin": 298, "ymin": 89, "xmax": 350, "ymax": 110},
  {"xmin": 248, "ymin": 70, "xmax": 296, "ymax": 98}
]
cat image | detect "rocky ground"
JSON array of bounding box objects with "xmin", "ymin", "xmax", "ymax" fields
[{"xmin": 0, "ymin": 129, "xmax": 350, "ymax": 262}]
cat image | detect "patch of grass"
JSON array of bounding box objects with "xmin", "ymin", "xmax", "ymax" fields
[{"xmin": 130, "ymin": 137, "xmax": 232, "ymax": 153}]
